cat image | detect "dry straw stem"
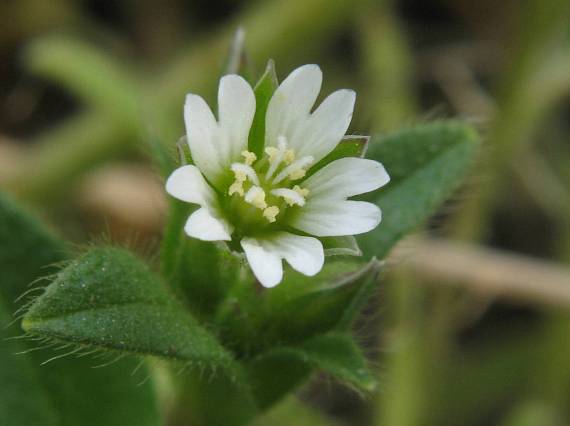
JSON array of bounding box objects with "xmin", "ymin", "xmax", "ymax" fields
[{"xmin": 391, "ymin": 237, "xmax": 570, "ymax": 310}]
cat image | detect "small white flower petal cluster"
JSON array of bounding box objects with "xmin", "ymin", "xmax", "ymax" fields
[{"xmin": 166, "ymin": 64, "xmax": 390, "ymax": 288}]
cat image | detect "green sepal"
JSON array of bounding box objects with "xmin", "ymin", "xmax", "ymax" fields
[
  {"xmin": 248, "ymin": 60, "xmax": 279, "ymax": 157},
  {"xmin": 360, "ymin": 121, "xmax": 479, "ymax": 259},
  {"xmin": 259, "ymin": 260, "xmax": 381, "ymax": 347},
  {"xmin": 321, "ymin": 235, "xmax": 362, "ymax": 257},
  {"xmin": 175, "ymin": 136, "xmax": 194, "ymax": 165},
  {"xmin": 306, "ymin": 135, "xmax": 369, "ymax": 178},
  {"xmin": 222, "ymin": 27, "xmax": 249, "ymax": 77}
]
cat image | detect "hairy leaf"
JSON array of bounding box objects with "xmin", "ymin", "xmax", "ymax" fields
[
  {"xmin": 361, "ymin": 121, "xmax": 479, "ymax": 258},
  {"xmin": 0, "ymin": 194, "xmax": 159, "ymax": 426},
  {"xmin": 22, "ymin": 246, "xmax": 236, "ymax": 373}
]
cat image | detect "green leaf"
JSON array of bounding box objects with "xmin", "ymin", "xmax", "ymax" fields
[
  {"xmin": 172, "ymin": 369, "xmax": 259, "ymax": 426},
  {"xmin": 248, "ymin": 60, "xmax": 279, "ymax": 157},
  {"xmin": 360, "ymin": 121, "xmax": 479, "ymax": 259},
  {"xmin": 0, "ymin": 301, "xmax": 58, "ymax": 426},
  {"xmin": 0, "ymin": 194, "xmax": 68, "ymax": 304},
  {"xmin": 306, "ymin": 135, "xmax": 369, "ymax": 178},
  {"xmin": 248, "ymin": 333, "xmax": 375, "ymax": 409},
  {"xmin": 0, "ymin": 194, "xmax": 160, "ymax": 426},
  {"xmin": 22, "ymin": 246, "xmax": 236, "ymax": 373}
]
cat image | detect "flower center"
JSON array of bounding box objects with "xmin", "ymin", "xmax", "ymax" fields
[{"xmin": 225, "ymin": 135, "xmax": 312, "ymax": 228}]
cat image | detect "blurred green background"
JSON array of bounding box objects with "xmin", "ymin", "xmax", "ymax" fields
[{"xmin": 1, "ymin": 0, "xmax": 570, "ymax": 425}]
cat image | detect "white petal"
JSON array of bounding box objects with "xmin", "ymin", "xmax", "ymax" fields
[
  {"xmin": 184, "ymin": 94, "xmax": 223, "ymax": 186},
  {"xmin": 241, "ymin": 232, "xmax": 324, "ymax": 287},
  {"xmin": 292, "ymin": 89, "xmax": 356, "ymax": 162},
  {"xmin": 267, "ymin": 232, "xmax": 324, "ymax": 277},
  {"xmin": 303, "ymin": 157, "xmax": 390, "ymax": 201},
  {"xmin": 265, "ymin": 64, "xmax": 322, "ymax": 148},
  {"xmin": 218, "ymin": 75, "xmax": 256, "ymax": 165},
  {"xmin": 184, "ymin": 207, "xmax": 233, "ymax": 241},
  {"xmin": 241, "ymin": 237, "xmax": 283, "ymax": 288},
  {"xmin": 165, "ymin": 165, "xmax": 216, "ymax": 207},
  {"xmin": 289, "ymin": 200, "xmax": 381, "ymax": 237}
]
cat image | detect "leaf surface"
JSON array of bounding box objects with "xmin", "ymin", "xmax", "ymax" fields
[
  {"xmin": 361, "ymin": 122, "xmax": 479, "ymax": 258},
  {"xmin": 0, "ymin": 194, "xmax": 160, "ymax": 426},
  {"xmin": 22, "ymin": 246, "xmax": 236, "ymax": 373}
]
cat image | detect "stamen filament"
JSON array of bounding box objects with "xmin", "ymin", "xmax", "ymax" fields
[
  {"xmin": 265, "ymin": 136, "xmax": 288, "ymax": 180},
  {"xmin": 271, "ymin": 188, "xmax": 306, "ymax": 206},
  {"xmin": 231, "ymin": 163, "xmax": 260, "ymax": 186},
  {"xmin": 244, "ymin": 186, "xmax": 267, "ymax": 209},
  {"xmin": 273, "ymin": 156, "xmax": 314, "ymax": 184}
]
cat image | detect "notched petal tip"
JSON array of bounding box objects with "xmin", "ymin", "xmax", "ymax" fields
[
  {"xmin": 184, "ymin": 208, "xmax": 233, "ymax": 241},
  {"xmin": 241, "ymin": 238, "xmax": 283, "ymax": 288}
]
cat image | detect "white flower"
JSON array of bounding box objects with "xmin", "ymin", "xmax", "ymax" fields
[{"xmin": 166, "ymin": 64, "xmax": 390, "ymax": 288}]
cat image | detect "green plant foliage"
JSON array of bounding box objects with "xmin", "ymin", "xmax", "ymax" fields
[
  {"xmin": 0, "ymin": 194, "xmax": 67, "ymax": 303},
  {"xmin": 0, "ymin": 302, "xmax": 59, "ymax": 426},
  {"xmin": 360, "ymin": 122, "xmax": 480, "ymax": 258},
  {"xmin": 174, "ymin": 370, "xmax": 259, "ymax": 426},
  {"xmin": 0, "ymin": 194, "xmax": 159, "ymax": 426},
  {"xmin": 22, "ymin": 246, "xmax": 237, "ymax": 372},
  {"xmin": 249, "ymin": 59, "xmax": 279, "ymax": 157},
  {"xmin": 248, "ymin": 333, "xmax": 375, "ymax": 409}
]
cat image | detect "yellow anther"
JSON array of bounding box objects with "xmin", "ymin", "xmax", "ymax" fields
[
  {"xmin": 289, "ymin": 169, "xmax": 307, "ymax": 180},
  {"xmin": 228, "ymin": 181, "xmax": 244, "ymax": 197},
  {"xmin": 241, "ymin": 150, "xmax": 257, "ymax": 166},
  {"xmin": 265, "ymin": 146, "xmax": 280, "ymax": 163},
  {"xmin": 283, "ymin": 149, "xmax": 296, "ymax": 165},
  {"xmin": 293, "ymin": 185, "xmax": 309, "ymax": 198},
  {"xmin": 263, "ymin": 206, "xmax": 280, "ymax": 223}
]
